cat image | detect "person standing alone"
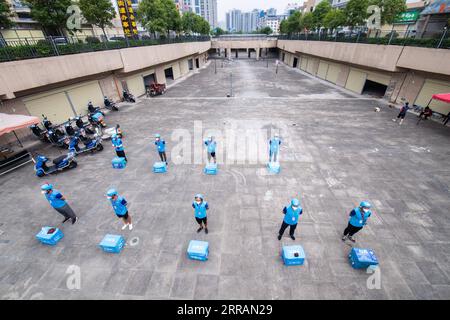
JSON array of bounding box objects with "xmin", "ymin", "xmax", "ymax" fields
[
  {"xmin": 112, "ymin": 133, "xmax": 127, "ymax": 162},
  {"xmin": 192, "ymin": 194, "xmax": 209, "ymax": 234},
  {"xmin": 278, "ymin": 198, "xmax": 302, "ymax": 241},
  {"xmin": 154, "ymin": 134, "xmax": 167, "ymax": 165},
  {"xmin": 342, "ymin": 201, "xmax": 372, "ymax": 243},
  {"xmin": 106, "ymin": 189, "xmax": 133, "ymax": 230}
]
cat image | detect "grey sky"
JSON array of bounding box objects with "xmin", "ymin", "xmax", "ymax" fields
[{"xmin": 217, "ymin": 0, "xmax": 305, "ymax": 21}]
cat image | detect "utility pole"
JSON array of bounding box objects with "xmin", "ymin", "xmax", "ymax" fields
[
  {"xmin": 230, "ymin": 72, "xmax": 233, "ymax": 97},
  {"xmin": 215, "ymin": 59, "xmax": 217, "ymax": 74}
]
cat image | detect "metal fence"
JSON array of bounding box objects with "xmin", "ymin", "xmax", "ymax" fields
[
  {"xmin": 278, "ymin": 28, "xmax": 450, "ymax": 49},
  {"xmin": 0, "ymin": 34, "xmax": 211, "ymax": 63}
]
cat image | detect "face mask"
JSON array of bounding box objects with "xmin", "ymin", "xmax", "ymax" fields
[
  {"xmin": 292, "ymin": 206, "xmax": 298, "ymax": 210},
  {"xmin": 41, "ymin": 191, "xmax": 47, "ymax": 194},
  {"xmin": 363, "ymin": 208, "xmax": 369, "ymax": 213},
  {"xmin": 196, "ymin": 201, "xmax": 201, "ymax": 205},
  {"xmin": 107, "ymin": 196, "xmax": 112, "ymax": 200}
]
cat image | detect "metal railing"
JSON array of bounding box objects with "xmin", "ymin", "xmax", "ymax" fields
[
  {"xmin": 0, "ymin": 34, "xmax": 211, "ymax": 63},
  {"xmin": 278, "ymin": 28, "xmax": 450, "ymax": 49}
]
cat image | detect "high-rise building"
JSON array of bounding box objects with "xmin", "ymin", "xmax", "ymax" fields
[
  {"xmin": 226, "ymin": 9, "xmax": 242, "ymax": 32},
  {"xmin": 176, "ymin": 0, "xmax": 218, "ymax": 29},
  {"xmin": 331, "ymin": 0, "xmax": 350, "ymax": 8}
]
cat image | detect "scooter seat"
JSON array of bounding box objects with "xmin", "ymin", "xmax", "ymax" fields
[{"xmin": 53, "ymin": 155, "xmax": 66, "ymax": 165}]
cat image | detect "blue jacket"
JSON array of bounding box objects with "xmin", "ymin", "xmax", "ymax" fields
[
  {"xmin": 112, "ymin": 137, "xmax": 124, "ymax": 151},
  {"xmin": 155, "ymin": 140, "xmax": 166, "ymax": 152},
  {"xmin": 192, "ymin": 201, "xmax": 209, "ymax": 219},
  {"xmin": 349, "ymin": 207, "xmax": 371, "ymax": 227},
  {"xmin": 269, "ymin": 138, "xmax": 281, "ymax": 153},
  {"xmin": 399, "ymin": 105, "xmax": 410, "ymax": 115},
  {"xmin": 283, "ymin": 205, "xmax": 302, "ymax": 225},
  {"xmin": 110, "ymin": 196, "xmax": 128, "ymax": 216},
  {"xmin": 45, "ymin": 190, "xmax": 67, "ymax": 209},
  {"xmin": 205, "ymin": 140, "xmax": 216, "ymax": 153}
]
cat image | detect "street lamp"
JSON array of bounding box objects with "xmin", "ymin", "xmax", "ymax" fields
[{"xmin": 437, "ymin": 26, "xmax": 448, "ymax": 49}]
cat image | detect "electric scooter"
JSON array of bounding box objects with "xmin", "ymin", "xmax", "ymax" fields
[
  {"xmin": 104, "ymin": 97, "xmax": 119, "ymax": 111},
  {"xmin": 29, "ymin": 124, "xmax": 50, "ymax": 143},
  {"xmin": 122, "ymin": 90, "xmax": 136, "ymax": 103},
  {"xmin": 48, "ymin": 129, "xmax": 70, "ymax": 149},
  {"xmin": 88, "ymin": 111, "xmax": 107, "ymax": 128},
  {"xmin": 75, "ymin": 115, "xmax": 97, "ymax": 135},
  {"xmin": 69, "ymin": 131, "xmax": 103, "ymax": 155},
  {"xmin": 33, "ymin": 152, "xmax": 77, "ymax": 177}
]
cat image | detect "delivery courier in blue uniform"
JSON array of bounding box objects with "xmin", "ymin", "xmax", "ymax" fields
[
  {"xmin": 342, "ymin": 201, "xmax": 372, "ymax": 243},
  {"xmin": 192, "ymin": 194, "xmax": 209, "ymax": 234},
  {"xmin": 269, "ymin": 134, "xmax": 281, "ymax": 163},
  {"xmin": 41, "ymin": 184, "xmax": 78, "ymax": 224},
  {"xmin": 107, "ymin": 189, "xmax": 133, "ymax": 230},
  {"xmin": 204, "ymin": 136, "xmax": 217, "ymax": 164},
  {"xmin": 154, "ymin": 134, "xmax": 168, "ymax": 165},
  {"xmin": 278, "ymin": 198, "xmax": 302, "ymax": 241},
  {"xmin": 111, "ymin": 134, "xmax": 127, "ymax": 162}
]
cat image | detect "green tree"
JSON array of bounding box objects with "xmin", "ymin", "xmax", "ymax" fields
[
  {"xmin": 323, "ymin": 9, "xmax": 346, "ymax": 32},
  {"xmin": 370, "ymin": 0, "xmax": 407, "ymax": 25},
  {"xmin": 25, "ymin": 0, "xmax": 72, "ymax": 36},
  {"xmin": 0, "ymin": 0, "xmax": 14, "ymax": 29},
  {"xmin": 181, "ymin": 11, "xmax": 197, "ymax": 34},
  {"xmin": 301, "ymin": 12, "xmax": 315, "ymax": 31},
  {"xmin": 259, "ymin": 26, "xmax": 272, "ymax": 35},
  {"xmin": 160, "ymin": 0, "xmax": 182, "ymax": 34},
  {"xmin": 344, "ymin": 0, "xmax": 369, "ymax": 29},
  {"xmin": 212, "ymin": 27, "xmax": 226, "ymax": 36},
  {"xmin": 282, "ymin": 11, "xmax": 303, "ymax": 35},
  {"xmin": 137, "ymin": 0, "xmax": 167, "ymax": 36},
  {"xmin": 313, "ymin": 0, "xmax": 332, "ymax": 29},
  {"xmin": 79, "ymin": 0, "xmax": 116, "ymax": 39}
]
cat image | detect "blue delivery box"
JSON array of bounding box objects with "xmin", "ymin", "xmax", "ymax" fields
[
  {"xmin": 282, "ymin": 245, "xmax": 305, "ymax": 266},
  {"xmin": 187, "ymin": 240, "xmax": 209, "ymax": 261},
  {"xmin": 112, "ymin": 157, "xmax": 127, "ymax": 169},
  {"xmin": 267, "ymin": 162, "xmax": 280, "ymax": 174},
  {"xmin": 204, "ymin": 163, "xmax": 218, "ymax": 175},
  {"xmin": 36, "ymin": 227, "xmax": 64, "ymax": 245},
  {"xmin": 349, "ymin": 248, "xmax": 379, "ymax": 269},
  {"xmin": 99, "ymin": 234, "xmax": 125, "ymax": 253},
  {"xmin": 153, "ymin": 162, "xmax": 167, "ymax": 173}
]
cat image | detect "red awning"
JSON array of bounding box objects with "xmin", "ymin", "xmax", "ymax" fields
[
  {"xmin": 0, "ymin": 113, "xmax": 40, "ymax": 136},
  {"xmin": 432, "ymin": 93, "xmax": 450, "ymax": 104}
]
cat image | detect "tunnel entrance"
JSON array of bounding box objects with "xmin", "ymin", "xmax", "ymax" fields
[{"xmin": 362, "ymin": 80, "xmax": 388, "ymax": 98}]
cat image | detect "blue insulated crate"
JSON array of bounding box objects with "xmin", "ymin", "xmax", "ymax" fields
[
  {"xmin": 187, "ymin": 240, "xmax": 209, "ymax": 261},
  {"xmin": 282, "ymin": 245, "xmax": 306, "ymax": 266},
  {"xmin": 349, "ymin": 248, "xmax": 379, "ymax": 269},
  {"xmin": 99, "ymin": 234, "xmax": 125, "ymax": 253},
  {"xmin": 204, "ymin": 163, "xmax": 218, "ymax": 175},
  {"xmin": 267, "ymin": 162, "xmax": 280, "ymax": 174},
  {"xmin": 112, "ymin": 157, "xmax": 127, "ymax": 169},
  {"xmin": 153, "ymin": 162, "xmax": 167, "ymax": 173},
  {"xmin": 36, "ymin": 227, "xmax": 64, "ymax": 246}
]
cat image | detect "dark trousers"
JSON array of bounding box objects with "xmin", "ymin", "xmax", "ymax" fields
[
  {"xmin": 116, "ymin": 150, "xmax": 127, "ymax": 161},
  {"xmin": 279, "ymin": 221, "xmax": 297, "ymax": 236},
  {"xmin": 343, "ymin": 223, "xmax": 363, "ymax": 237},
  {"xmin": 159, "ymin": 151, "xmax": 167, "ymax": 163},
  {"xmin": 54, "ymin": 204, "xmax": 77, "ymax": 223}
]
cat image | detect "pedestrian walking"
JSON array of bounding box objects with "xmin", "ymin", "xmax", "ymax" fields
[
  {"xmin": 192, "ymin": 194, "xmax": 209, "ymax": 234},
  {"xmin": 112, "ymin": 133, "xmax": 127, "ymax": 161},
  {"xmin": 106, "ymin": 189, "xmax": 133, "ymax": 230},
  {"xmin": 41, "ymin": 184, "xmax": 78, "ymax": 224},
  {"xmin": 278, "ymin": 198, "xmax": 302, "ymax": 241},
  {"xmin": 342, "ymin": 201, "xmax": 373, "ymax": 243},
  {"xmin": 392, "ymin": 102, "xmax": 410, "ymax": 125},
  {"xmin": 269, "ymin": 134, "xmax": 282, "ymax": 163},
  {"xmin": 154, "ymin": 134, "xmax": 167, "ymax": 164},
  {"xmin": 204, "ymin": 136, "xmax": 217, "ymax": 164}
]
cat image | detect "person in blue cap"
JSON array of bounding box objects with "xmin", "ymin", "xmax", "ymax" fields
[
  {"xmin": 154, "ymin": 134, "xmax": 167, "ymax": 165},
  {"xmin": 192, "ymin": 194, "xmax": 209, "ymax": 234},
  {"xmin": 342, "ymin": 201, "xmax": 372, "ymax": 243},
  {"xmin": 204, "ymin": 136, "xmax": 217, "ymax": 164},
  {"xmin": 112, "ymin": 133, "xmax": 127, "ymax": 162},
  {"xmin": 106, "ymin": 189, "xmax": 133, "ymax": 230},
  {"xmin": 269, "ymin": 134, "xmax": 281, "ymax": 163},
  {"xmin": 41, "ymin": 184, "xmax": 78, "ymax": 224},
  {"xmin": 278, "ymin": 198, "xmax": 302, "ymax": 240}
]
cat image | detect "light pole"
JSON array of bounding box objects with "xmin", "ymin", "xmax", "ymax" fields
[{"xmin": 438, "ymin": 26, "xmax": 448, "ymax": 49}]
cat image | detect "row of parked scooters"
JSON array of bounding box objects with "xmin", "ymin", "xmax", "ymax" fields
[{"xmin": 30, "ymin": 91, "xmax": 135, "ymax": 177}]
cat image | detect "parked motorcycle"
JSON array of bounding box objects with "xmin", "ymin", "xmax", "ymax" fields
[
  {"xmin": 64, "ymin": 118, "xmax": 77, "ymax": 136},
  {"xmin": 88, "ymin": 111, "xmax": 107, "ymax": 128},
  {"xmin": 48, "ymin": 129, "xmax": 70, "ymax": 149},
  {"xmin": 75, "ymin": 115, "xmax": 97, "ymax": 135},
  {"xmin": 87, "ymin": 101, "xmax": 105, "ymax": 116},
  {"xmin": 122, "ymin": 90, "xmax": 136, "ymax": 103},
  {"xmin": 69, "ymin": 131, "xmax": 103, "ymax": 155},
  {"xmin": 104, "ymin": 96, "xmax": 119, "ymax": 111},
  {"xmin": 33, "ymin": 152, "xmax": 77, "ymax": 177},
  {"xmin": 29, "ymin": 124, "xmax": 50, "ymax": 143},
  {"xmin": 42, "ymin": 115, "xmax": 65, "ymax": 137}
]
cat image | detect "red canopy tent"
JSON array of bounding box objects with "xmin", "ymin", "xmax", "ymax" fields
[
  {"xmin": 0, "ymin": 113, "xmax": 40, "ymax": 146},
  {"xmin": 432, "ymin": 93, "xmax": 450, "ymax": 104}
]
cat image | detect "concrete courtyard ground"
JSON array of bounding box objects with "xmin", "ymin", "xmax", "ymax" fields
[{"xmin": 1, "ymin": 58, "xmax": 450, "ymax": 300}]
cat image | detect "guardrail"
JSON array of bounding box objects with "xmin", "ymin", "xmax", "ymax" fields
[
  {"xmin": 0, "ymin": 35, "xmax": 211, "ymax": 63},
  {"xmin": 278, "ymin": 29, "xmax": 450, "ymax": 49}
]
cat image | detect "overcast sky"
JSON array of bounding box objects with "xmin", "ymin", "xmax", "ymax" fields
[{"xmin": 217, "ymin": 0, "xmax": 305, "ymax": 21}]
